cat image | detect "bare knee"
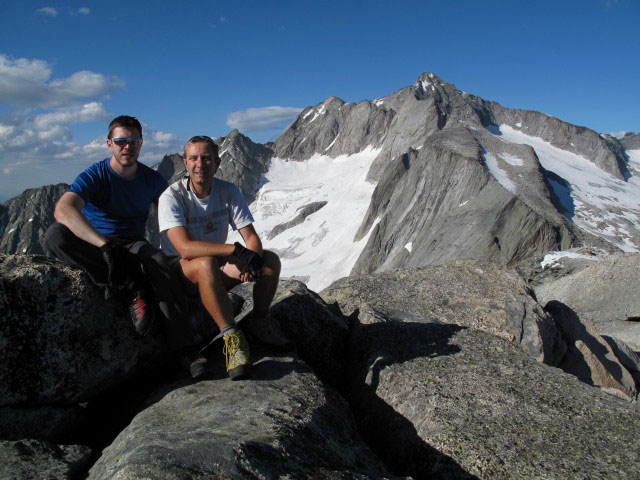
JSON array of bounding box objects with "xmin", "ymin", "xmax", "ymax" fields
[{"xmin": 183, "ymin": 256, "xmax": 221, "ymax": 284}]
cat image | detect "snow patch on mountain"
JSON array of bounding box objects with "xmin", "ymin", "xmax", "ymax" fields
[
  {"xmin": 482, "ymin": 150, "xmax": 516, "ymax": 194},
  {"xmin": 501, "ymin": 154, "xmax": 524, "ymax": 166},
  {"xmin": 324, "ymin": 134, "xmax": 340, "ymax": 152},
  {"xmin": 489, "ymin": 125, "xmax": 640, "ymax": 252},
  {"xmin": 235, "ymin": 146, "xmax": 382, "ymax": 291},
  {"xmin": 540, "ymin": 251, "xmax": 600, "ymax": 269},
  {"xmin": 627, "ymin": 150, "xmax": 640, "ymax": 183},
  {"xmin": 305, "ymin": 104, "xmax": 327, "ymax": 124}
]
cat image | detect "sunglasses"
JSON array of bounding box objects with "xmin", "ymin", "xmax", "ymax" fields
[{"xmin": 111, "ymin": 137, "xmax": 143, "ymax": 147}]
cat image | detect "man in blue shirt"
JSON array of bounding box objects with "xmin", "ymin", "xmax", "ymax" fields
[{"xmin": 45, "ymin": 115, "xmax": 178, "ymax": 338}]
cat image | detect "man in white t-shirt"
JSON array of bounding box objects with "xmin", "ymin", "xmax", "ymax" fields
[{"xmin": 158, "ymin": 135, "xmax": 285, "ymax": 380}]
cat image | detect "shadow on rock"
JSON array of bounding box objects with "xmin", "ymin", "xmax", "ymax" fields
[
  {"xmin": 232, "ymin": 279, "xmax": 349, "ymax": 387},
  {"xmin": 544, "ymin": 300, "xmax": 636, "ymax": 399},
  {"xmin": 345, "ymin": 312, "xmax": 479, "ymax": 480}
]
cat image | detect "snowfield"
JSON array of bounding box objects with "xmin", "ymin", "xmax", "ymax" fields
[
  {"xmin": 230, "ymin": 146, "xmax": 381, "ymax": 291},
  {"xmin": 488, "ymin": 125, "xmax": 640, "ymax": 252}
]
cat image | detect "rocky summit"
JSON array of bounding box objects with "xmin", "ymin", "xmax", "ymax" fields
[
  {"xmin": 1, "ymin": 72, "xmax": 639, "ymax": 479},
  {"xmin": 2, "ymin": 254, "xmax": 640, "ymax": 479}
]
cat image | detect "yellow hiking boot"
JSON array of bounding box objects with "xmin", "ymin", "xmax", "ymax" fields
[{"xmin": 223, "ymin": 330, "xmax": 251, "ymax": 380}]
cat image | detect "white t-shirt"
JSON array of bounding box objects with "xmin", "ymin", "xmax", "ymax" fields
[{"xmin": 158, "ymin": 177, "xmax": 254, "ymax": 256}]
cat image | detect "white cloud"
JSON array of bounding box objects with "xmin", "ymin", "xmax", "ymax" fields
[
  {"xmin": 219, "ymin": 16, "xmax": 229, "ymax": 23},
  {"xmin": 82, "ymin": 138, "xmax": 109, "ymax": 156},
  {"xmin": 136, "ymin": 125, "xmax": 182, "ymax": 165},
  {"xmin": 0, "ymin": 104, "xmax": 112, "ymax": 196},
  {"xmin": 0, "ymin": 55, "xmax": 180, "ymax": 200},
  {"xmin": 0, "ymin": 54, "xmax": 124, "ymax": 107},
  {"xmin": 3, "ymin": 160, "xmax": 31, "ymax": 175},
  {"xmin": 609, "ymin": 131, "xmax": 628, "ymax": 139},
  {"xmin": 149, "ymin": 130, "xmax": 177, "ymax": 148},
  {"xmin": 77, "ymin": 7, "xmax": 90, "ymax": 15},
  {"xmin": 226, "ymin": 106, "xmax": 303, "ymax": 132},
  {"xmin": 33, "ymin": 102, "xmax": 110, "ymax": 129},
  {"xmin": 37, "ymin": 124, "xmax": 68, "ymax": 141},
  {"xmin": 36, "ymin": 7, "xmax": 58, "ymax": 16}
]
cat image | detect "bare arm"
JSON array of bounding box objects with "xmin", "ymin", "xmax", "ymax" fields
[
  {"xmin": 54, "ymin": 192, "xmax": 109, "ymax": 248},
  {"xmin": 238, "ymin": 224, "xmax": 263, "ymax": 255},
  {"xmin": 165, "ymin": 226, "xmax": 235, "ymax": 260},
  {"xmin": 238, "ymin": 224, "xmax": 263, "ymax": 282}
]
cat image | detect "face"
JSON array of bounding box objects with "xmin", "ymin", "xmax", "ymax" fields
[
  {"xmin": 107, "ymin": 126, "xmax": 143, "ymax": 169},
  {"xmin": 183, "ymin": 141, "xmax": 220, "ymax": 187}
]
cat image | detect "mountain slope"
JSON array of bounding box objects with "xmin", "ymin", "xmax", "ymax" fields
[
  {"xmin": 250, "ymin": 73, "xmax": 636, "ymax": 289},
  {"xmin": 0, "ymin": 184, "xmax": 69, "ymax": 256},
  {"xmin": 1, "ymin": 73, "xmax": 638, "ymax": 294}
]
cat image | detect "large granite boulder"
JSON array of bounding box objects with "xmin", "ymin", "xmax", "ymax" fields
[
  {"xmin": 0, "ymin": 254, "xmax": 213, "ymax": 406},
  {"xmin": 544, "ymin": 300, "xmax": 637, "ymax": 401},
  {"xmin": 321, "ymin": 260, "xmax": 565, "ymax": 365},
  {"xmin": 342, "ymin": 306, "xmax": 640, "ymax": 479},
  {"xmin": 88, "ymin": 354, "xmax": 401, "ymax": 480},
  {"xmin": 0, "ymin": 439, "xmax": 92, "ymax": 480},
  {"xmin": 233, "ymin": 279, "xmax": 349, "ymax": 386},
  {"xmin": 3, "ymin": 255, "xmax": 639, "ymax": 479},
  {"xmin": 534, "ymin": 253, "xmax": 640, "ymax": 350}
]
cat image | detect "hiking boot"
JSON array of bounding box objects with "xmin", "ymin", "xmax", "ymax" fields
[
  {"xmin": 247, "ymin": 315, "xmax": 292, "ymax": 350},
  {"xmin": 189, "ymin": 355, "xmax": 213, "ymax": 379},
  {"xmin": 223, "ymin": 330, "xmax": 251, "ymax": 380},
  {"xmin": 128, "ymin": 290, "xmax": 154, "ymax": 336}
]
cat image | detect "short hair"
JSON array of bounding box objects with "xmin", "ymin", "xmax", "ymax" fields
[
  {"xmin": 183, "ymin": 135, "xmax": 219, "ymax": 158},
  {"xmin": 108, "ymin": 116, "xmax": 143, "ymax": 139}
]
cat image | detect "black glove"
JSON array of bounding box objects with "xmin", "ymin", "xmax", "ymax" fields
[
  {"xmin": 100, "ymin": 242, "xmax": 125, "ymax": 285},
  {"xmin": 232, "ymin": 242, "xmax": 264, "ymax": 278}
]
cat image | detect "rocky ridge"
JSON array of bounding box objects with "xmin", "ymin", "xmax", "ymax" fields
[
  {"xmin": 0, "ymin": 183, "xmax": 68, "ymax": 257},
  {"xmin": 267, "ymin": 72, "xmax": 636, "ymax": 279},
  {"xmin": 2, "ymin": 73, "xmax": 638, "ymax": 283},
  {"xmin": 2, "ymin": 254, "xmax": 640, "ymax": 479}
]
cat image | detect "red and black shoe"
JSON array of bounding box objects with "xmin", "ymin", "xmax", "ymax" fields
[
  {"xmin": 189, "ymin": 355, "xmax": 214, "ymax": 379},
  {"xmin": 128, "ymin": 291, "xmax": 154, "ymax": 336}
]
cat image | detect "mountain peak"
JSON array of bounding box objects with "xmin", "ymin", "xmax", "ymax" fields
[{"xmin": 416, "ymin": 72, "xmax": 447, "ymax": 87}]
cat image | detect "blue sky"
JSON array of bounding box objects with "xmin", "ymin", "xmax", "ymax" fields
[{"xmin": 0, "ymin": 0, "xmax": 638, "ymax": 201}]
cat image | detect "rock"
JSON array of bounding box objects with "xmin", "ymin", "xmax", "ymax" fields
[
  {"xmin": 0, "ymin": 439, "xmax": 92, "ymax": 480},
  {"xmin": 215, "ymin": 129, "xmax": 272, "ymax": 203},
  {"xmin": 321, "ymin": 260, "xmax": 564, "ymax": 365},
  {"xmin": 515, "ymin": 247, "xmax": 608, "ymax": 287},
  {"xmin": 544, "ymin": 301, "xmax": 636, "ymax": 401},
  {"xmin": 0, "ymin": 183, "xmax": 68, "ymax": 256},
  {"xmin": 88, "ymin": 354, "xmax": 401, "ymax": 480},
  {"xmin": 620, "ymin": 132, "xmax": 640, "ymax": 151},
  {"xmin": 534, "ymin": 253, "xmax": 640, "ymax": 350},
  {"xmin": 267, "ymin": 201, "xmax": 328, "ymax": 239},
  {"xmin": 343, "ymin": 306, "xmax": 640, "ymax": 479},
  {"xmin": 273, "ymin": 96, "xmax": 393, "ymax": 161},
  {"xmin": 0, "ymin": 406, "xmax": 86, "ymax": 444},
  {"xmin": 602, "ymin": 335, "xmax": 640, "ymax": 387},
  {"xmin": 0, "ymin": 254, "xmax": 213, "ymax": 406},
  {"xmin": 232, "ymin": 279, "xmax": 349, "ymax": 386}
]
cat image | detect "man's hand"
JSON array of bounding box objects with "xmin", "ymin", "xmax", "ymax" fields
[
  {"xmin": 100, "ymin": 242, "xmax": 125, "ymax": 285},
  {"xmin": 233, "ymin": 242, "xmax": 264, "ymax": 279}
]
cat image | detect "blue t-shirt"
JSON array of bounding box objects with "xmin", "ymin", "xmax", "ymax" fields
[{"xmin": 69, "ymin": 158, "xmax": 168, "ymax": 239}]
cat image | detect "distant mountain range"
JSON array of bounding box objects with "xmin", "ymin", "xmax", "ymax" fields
[{"xmin": 2, "ymin": 72, "xmax": 639, "ymax": 290}]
